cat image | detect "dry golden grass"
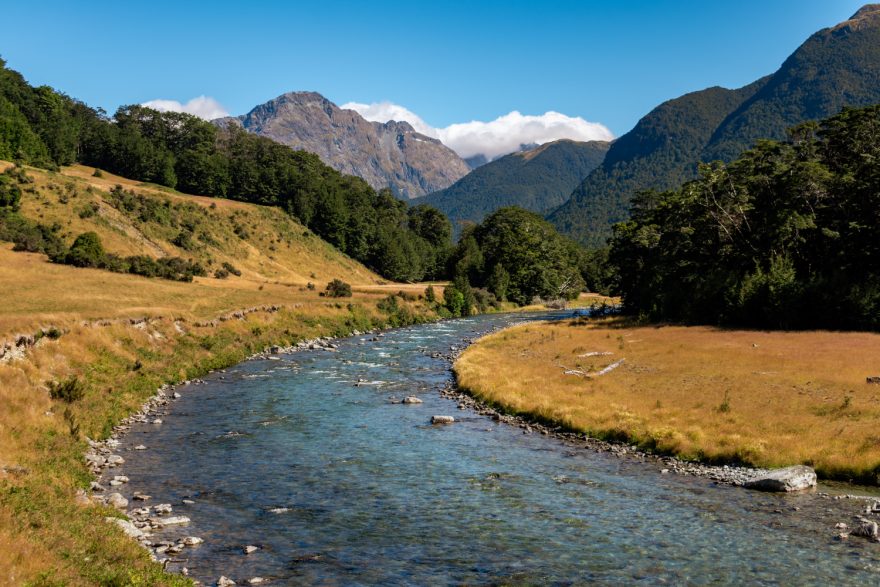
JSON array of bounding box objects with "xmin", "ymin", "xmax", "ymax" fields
[{"xmin": 455, "ymin": 318, "xmax": 880, "ymax": 482}]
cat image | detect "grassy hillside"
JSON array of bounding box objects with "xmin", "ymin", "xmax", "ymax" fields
[
  {"xmin": 416, "ymin": 139, "xmax": 609, "ymax": 232},
  {"xmin": 0, "ymin": 162, "xmax": 441, "ymax": 585}
]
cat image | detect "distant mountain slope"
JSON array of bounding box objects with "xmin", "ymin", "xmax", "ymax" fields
[
  {"xmin": 551, "ymin": 4, "xmax": 880, "ymax": 247},
  {"xmin": 548, "ymin": 82, "xmax": 766, "ymax": 246},
  {"xmin": 704, "ymin": 4, "xmax": 880, "ymax": 162},
  {"xmin": 415, "ymin": 139, "xmax": 610, "ymax": 230},
  {"xmin": 218, "ymin": 92, "xmax": 470, "ymax": 198}
]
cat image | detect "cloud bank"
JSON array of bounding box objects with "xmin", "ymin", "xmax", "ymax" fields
[
  {"xmin": 141, "ymin": 96, "xmax": 229, "ymax": 120},
  {"xmin": 341, "ymin": 101, "xmax": 613, "ymax": 161}
]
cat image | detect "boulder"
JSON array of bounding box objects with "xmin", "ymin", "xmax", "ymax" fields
[
  {"xmin": 182, "ymin": 536, "xmax": 204, "ymax": 546},
  {"xmin": 244, "ymin": 545, "xmax": 259, "ymax": 554},
  {"xmin": 217, "ymin": 577, "xmax": 236, "ymax": 587},
  {"xmin": 107, "ymin": 493, "xmax": 129, "ymax": 510},
  {"xmin": 431, "ymin": 415, "xmax": 455, "ymax": 424},
  {"xmin": 852, "ymin": 520, "xmax": 879, "ymax": 541},
  {"xmin": 106, "ymin": 517, "xmax": 145, "ymax": 539},
  {"xmin": 402, "ymin": 396, "xmax": 423, "ymax": 404},
  {"xmin": 744, "ymin": 465, "xmax": 817, "ymax": 492}
]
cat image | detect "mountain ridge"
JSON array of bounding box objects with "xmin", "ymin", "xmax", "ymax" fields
[
  {"xmin": 217, "ymin": 91, "xmax": 470, "ymax": 198},
  {"xmin": 415, "ymin": 138, "xmax": 609, "ymax": 231},
  {"xmin": 551, "ymin": 5, "xmax": 880, "ymax": 246}
]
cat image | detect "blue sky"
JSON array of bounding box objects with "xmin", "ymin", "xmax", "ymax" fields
[{"xmin": 0, "ymin": 0, "xmax": 866, "ymax": 139}]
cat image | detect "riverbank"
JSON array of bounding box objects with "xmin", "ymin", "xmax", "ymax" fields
[
  {"xmin": 0, "ymin": 244, "xmax": 440, "ymax": 585},
  {"xmin": 453, "ymin": 316, "xmax": 880, "ymax": 485}
]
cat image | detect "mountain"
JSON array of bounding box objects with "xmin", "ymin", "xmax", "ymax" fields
[
  {"xmin": 551, "ymin": 4, "xmax": 880, "ymax": 247},
  {"xmin": 415, "ymin": 139, "xmax": 610, "ymax": 231},
  {"xmin": 217, "ymin": 92, "xmax": 470, "ymax": 198},
  {"xmin": 548, "ymin": 81, "xmax": 767, "ymax": 246}
]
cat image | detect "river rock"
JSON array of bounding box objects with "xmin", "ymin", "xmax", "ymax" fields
[
  {"xmin": 106, "ymin": 454, "xmax": 125, "ymax": 466},
  {"xmin": 217, "ymin": 577, "xmax": 236, "ymax": 587},
  {"xmin": 106, "ymin": 517, "xmax": 145, "ymax": 539},
  {"xmin": 744, "ymin": 465, "xmax": 816, "ymax": 492},
  {"xmin": 852, "ymin": 521, "xmax": 880, "ymax": 541},
  {"xmin": 107, "ymin": 493, "xmax": 128, "ymax": 510},
  {"xmin": 402, "ymin": 396, "xmax": 423, "ymax": 404},
  {"xmin": 248, "ymin": 579, "xmax": 265, "ymax": 585},
  {"xmin": 182, "ymin": 536, "xmax": 204, "ymax": 546},
  {"xmin": 431, "ymin": 415, "xmax": 455, "ymax": 424},
  {"xmin": 155, "ymin": 515, "xmax": 190, "ymax": 526},
  {"xmin": 244, "ymin": 545, "xmax": 259, "ymax": 554}
]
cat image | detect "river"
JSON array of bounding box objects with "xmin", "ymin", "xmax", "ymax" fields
[{"xmin": 116, "ymin": 312, "xmax": 880, "ymax": 585}]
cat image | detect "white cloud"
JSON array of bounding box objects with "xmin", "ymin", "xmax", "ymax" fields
[
  {"xmin": 341, "ymin": 101, "xmax": 614, "ymax": 161},
  {"xmin": 141, "ymin": 96, "xmax": 229, "ymax": 120},
  {"xmin": 341, "ymin": 101, "xmax": 435, "ymax": 136}
]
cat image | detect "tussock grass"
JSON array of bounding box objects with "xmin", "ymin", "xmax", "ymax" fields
[{"xmin": 455, "ymin": 318, "xmax": 880, "ymax": 483}]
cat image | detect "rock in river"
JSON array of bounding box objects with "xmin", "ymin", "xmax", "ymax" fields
[
  {"xmin": 107, "ymin": 492, "xmax": 128, "ymax": 510},
  {"xmin": 402, "ymin": 396, "xmax": 423, "ymax": 404},
  {"xmin": 431, "ymin": 415, "xmax": 455, "ymax": 424},
  {"xmin": 744, "ymin": 465, "xmax": 816, "ymax": 492}
]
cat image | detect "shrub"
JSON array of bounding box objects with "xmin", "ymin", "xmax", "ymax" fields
[
  {"xmin": 172, "ymin": 229, "xmax": 194, "ymax": 250},
  {"xmin": 214, "ymin": 268, "xmax": 229, "ymax": 279},
  {"xmin": 65, "ymin": 232, "xmax": 105, "ymax": 267},
  {"xmin": 92, "ymin": 168, "xmax": 103, "ymax": 178},
  {"xmin": 221, "ymin": 261, "xmax": 241, "ymax": 276},
  {"xmin": 77, "ymin": 202, "xmax": 99, "ymax": 219},
  {"xmin": 425, "ymin": 285, "xmax": 436, "ymax": 303},
  {"xmin": 47, "ymin": 376, "xmax": 85, "ymax": 403},
  {"xmin": 0, "ymin": 174, "xmax": 22, "ymax": 211},
  {"xmin": 324, "ymin": 279, "xmax": 352, "ymax": 298}
]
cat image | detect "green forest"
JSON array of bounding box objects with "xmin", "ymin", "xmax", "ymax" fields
[{"xmin": 608, "ymin": 104, "xmax": 880, "ymax": 330}]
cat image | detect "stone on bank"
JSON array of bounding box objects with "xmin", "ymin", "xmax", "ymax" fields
[{"xmin": 744, "ymin": 465, "xmax": 817, "ymax": 492}]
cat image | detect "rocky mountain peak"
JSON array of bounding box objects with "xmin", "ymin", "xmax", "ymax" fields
[
  {"xmin": 225, "ymin": 92, "xmax": 469, "ymax": 198},
  {"xmin": 833, "ymin": 4, "xmax": 880, "ymax": 32}
]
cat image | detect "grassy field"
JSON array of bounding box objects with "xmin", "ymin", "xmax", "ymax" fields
[
  {"xmin": 0, "ymin": 163, "xmax": 441, "ymax": 585},
  {"xmin": 455, "ymin": 317, "xmax": 880, "ymax": 484}
]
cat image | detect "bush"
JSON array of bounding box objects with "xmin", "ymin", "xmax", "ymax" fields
[
  {"xmin": 47, "ymin": 376, "xmax": 85, "ymax": 403},
  {"xmin": 214, "ymin": 267, "xmax": 229, "ymax": 279},
  {"xmin": 324, "ymin": 279, "xmax": 352, "ymax": 298},
  {"xmin": 92, "ymin": 168, "xmax": 103, "ymax": 178},
  {"xmin": 0, "ymin": 174, "xmax": 22, "ymax": 211},
  {"xmin": 65, "ymin": 232, "xmax": 105, "ymax": 267},
  {"xmin": 172, "ymin": 229, "xmax": 194, "ymax": 250},
  {"xmin": 77, "ymin": 202, "xmax": 99, "ymax": 219},
  {"xmin": 221, "ymin": 261, "xmax": 241, "ymax": 276}
]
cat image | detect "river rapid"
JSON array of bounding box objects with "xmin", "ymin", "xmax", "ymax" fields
[{"xmin": 115, "ymin": 312, "xmax": 880, "ymax": 585}]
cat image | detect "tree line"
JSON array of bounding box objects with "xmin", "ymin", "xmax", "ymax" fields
[{"xmin": 607, "ymin": 104, "xmax": 880, "ymax": 330}]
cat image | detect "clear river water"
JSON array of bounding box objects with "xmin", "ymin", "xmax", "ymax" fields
[{"xmin": 117, "ymin": 312, "xmax": 880, "ymax": 585}]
